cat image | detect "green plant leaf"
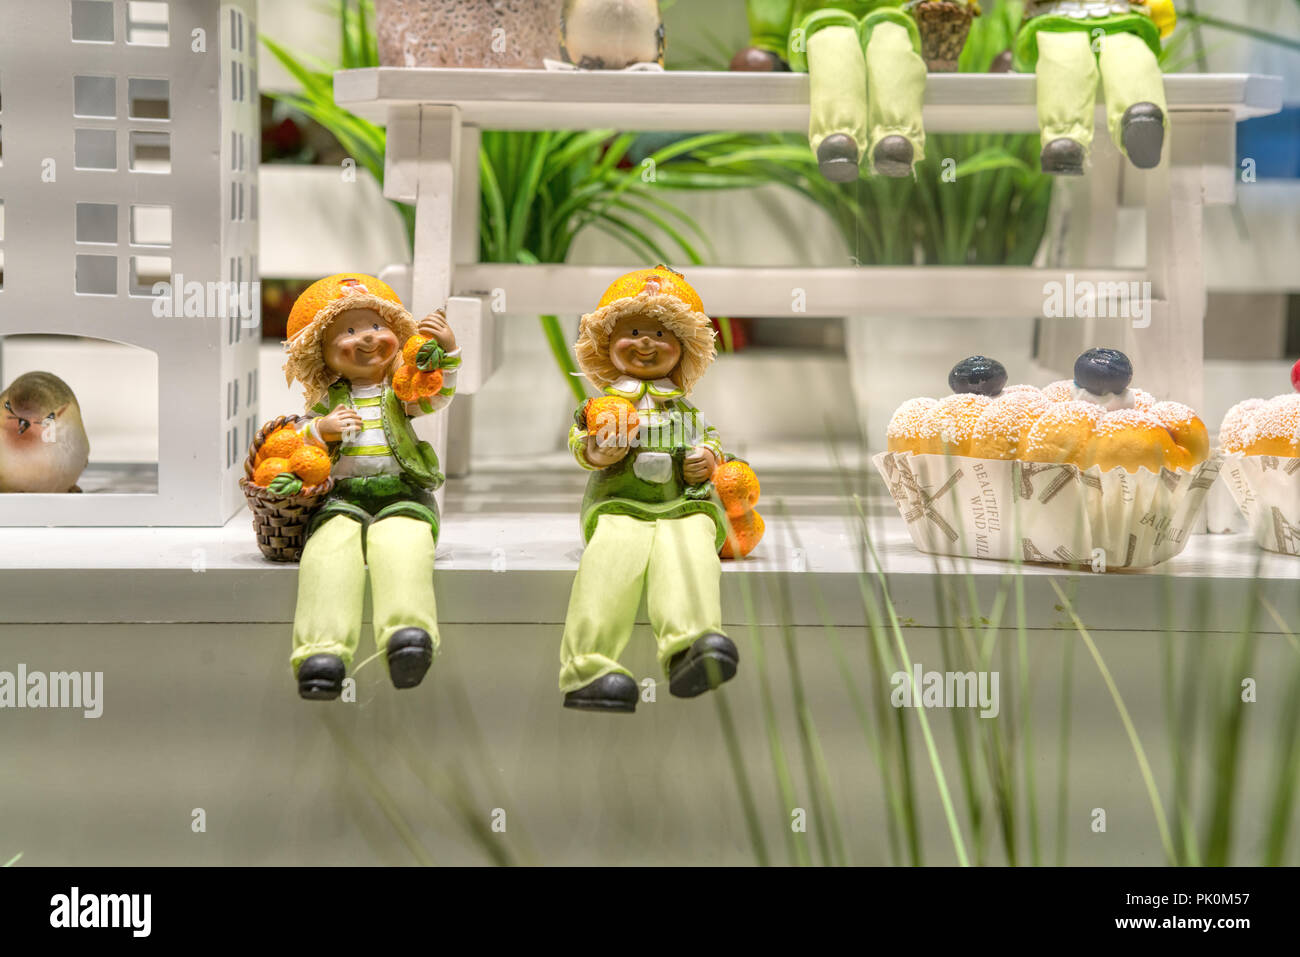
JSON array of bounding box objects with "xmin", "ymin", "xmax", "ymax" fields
[{"xmin": 268, "ymin": 473, "xmax": 304, "ymax": 496}]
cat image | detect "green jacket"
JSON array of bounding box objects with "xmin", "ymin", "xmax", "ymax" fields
[
  {"xmin": 569, "ymin": 390, "xmax": 728, "ymax": 550},
  {"xmin": 748, "ymin": 0, "xmax": 919, "ymax": 65},
  {"xmin": 1014, "ymin": 2, "xmax": 1162, "ymax": 71},
  {"xmin": 312, "ymin": 379, "xmax": 444, "ymax": 491}
]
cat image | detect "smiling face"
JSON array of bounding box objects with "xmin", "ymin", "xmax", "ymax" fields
[
  {"xmin": 608, "ymin": 314, "xmax": 682, "ymax": 382},
  {"xmin": 321, "ymin": 308, "xmax": 399, "ymax": 386}
]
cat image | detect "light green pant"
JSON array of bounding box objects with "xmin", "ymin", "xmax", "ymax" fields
[
  {"xmin": 290, "ymin": 515, "xmax": 440, "ymax": 674},
  {"xmin": 1036, "ymin": 30, "xmax": 1167, "ymax": 159},
  {"xmin": 559, "ymin": 513, "xmax": 724, "ymax": 693},
  {"xmin": 807, "ymin": 21, "xmax": 926, "ymax": 174}
]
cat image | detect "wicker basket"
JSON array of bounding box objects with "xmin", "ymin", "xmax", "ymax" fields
[
  {"xmin": 912, "ymin": 1, "xmax": 975, "ymax": 72},
  {"xmin": 239, "ymin": 415, "xmax": 335, "ymax": 562}
]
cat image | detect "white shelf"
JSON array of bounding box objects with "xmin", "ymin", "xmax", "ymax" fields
[
  {"xmin": 453, "ymin": 263, "xmax": 1152, "ymax": 320},
  {"xmin": 4, "ymin": 458, "xmax": 1297, "ymax": 633},
  {"xmin": 335, "ymin": 69, "xmax": 1283, "ymax": 132}
]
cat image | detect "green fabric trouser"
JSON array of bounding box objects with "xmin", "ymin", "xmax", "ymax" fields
[
  {"xmin": 807, "ymin": 20, "xmax": 926, "ymax": 174},
  {"xmin": 290, "ymin": 514, "xmax": 440, "ymax": 675},
  {"xmin": 1036, "ymin": 30, "xmax": 1167, "ymax": 159},
  {"xmin": 559, "ymin": 513, "xmax": 724, "ymax": 694}
]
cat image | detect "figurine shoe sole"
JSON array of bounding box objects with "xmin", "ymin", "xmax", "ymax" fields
[
  {"xmin": 297, "ymin": 653, "xmax": 345, "ymax": 701},
  {"xmin": 563, "ymin": 673, "xmax": 638, "ymax": 713},
  {"xmin": 871, "ymin": 136, "xmax": 915, "ymax": 179},
  {"xmin": 386, "ymin": 628, "xmax": 434, "ymax": 689},
  {"xmin": 668, "ymin": 634, "xmax": 739, "ymax": 699},
  {"xmin": 1041, "ymin": 138, "xmax": 1086, "ymax": 176},
  {"xmin": 298, "ymin": 679, "xmax": 343, "ymax": 701},
  {"xmin": 817, "ymin": 133, "xmax": 861, "ymax": 183},
  {"xmin": 1121, "ymin": 103, "xmax": 1165, "ymax": 170}
]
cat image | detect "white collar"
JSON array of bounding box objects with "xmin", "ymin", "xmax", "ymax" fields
[{"xmin": 606, "ymin": 376, "xmax": 682, "ymax": 402}]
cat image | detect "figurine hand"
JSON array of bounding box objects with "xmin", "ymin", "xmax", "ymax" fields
[
  {"xmin": 419, "ymin": 311, "xmax": 457, "ymax": 353},
  {"xmin": 586, "ymin": 433, "xmax": 630, "ymax": 468},
  {"xmin": 317, "ymin": 405, "xmax": 363, "ymax": 443},
  {"xmin": 683, "ymin": 446, "xmax": 718, "ymax": 484}
]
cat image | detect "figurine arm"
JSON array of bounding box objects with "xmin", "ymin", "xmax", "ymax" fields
[
  {"xmin": 300, "ymin": 399, "xmax": 337, "ymax": 449},
  {"xmin": 684, "ymin": 400, "xmax": 723, "ymax": 461},
  {"xmin": 681, "ymin": 400, "xmax": 722, "ymax": 483},
  {"xmin": 569, "ymin": 424, "xmax": 602, "ymax": 471}
]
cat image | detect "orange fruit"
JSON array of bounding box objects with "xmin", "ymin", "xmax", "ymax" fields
[
  {"xmin": 713, "ymin": 460, "xmax": 760, "ymax": 517},
  {"xmin": 392, "ymin": 365, "xmax": 420, "ymax": 403},
  {"xmin": 393, "ymin": 365, "xmax": 443, "ymax": 403},
  {"xmin": 414, "ymin": 369, "xmax": 444, "ymax": 398},
  {"xmin": 288, "ymin": 445, "xmax": 331, "ymax": 488},
  {"xmin": 286, "ymin": 273, "xmax": 404, "ymax": 341},
  {"xmin": 721, "ymin": 510, "xmax": 765, "ymax": 560},
  {"xmin": 597, "ymin": 264, "xmax": 704, "ymax": 313},
  {"xmin": 585, "ymin": 396, "xmax": 639, "ymax": 444},
  {"xmin": 253, "ymin": 456, "xmax": 292, "ymax": 487},
  {"xmin": 401, "ymin": 334, "xmax": 431, "ymax": 368},
  {"xmin": 255, "ymin": 426, "xmax": 303, "ymax": 465}
]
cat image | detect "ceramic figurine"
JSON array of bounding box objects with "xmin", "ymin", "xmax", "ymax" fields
[
  {"xmin": 561, "ymin": 0, "xmax": 665, "ymax": 70},
  {"xmin": 1013, "ymin": 1, "xmax": 1178, "ymax": 174},
  {"xmin": 561, "ymin": 266, "xmax": 740, "ymax": 713},
  {"xmin": 280, "ymin": 274, "xmax": 461, "ymax": 700},
  {"xmin": 734, "ymin": 1, "xmax": 965, "ymax": 181},
  {"xmin": 0, "ymin": 372, "xmax": 90, "ymax": 493}
]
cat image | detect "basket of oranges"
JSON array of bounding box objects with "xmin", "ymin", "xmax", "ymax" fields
[{"xmin": 239, "ymin": 415, "xmax": 335, "ymax": 562}]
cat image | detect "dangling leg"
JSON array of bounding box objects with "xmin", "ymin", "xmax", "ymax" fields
[
  {"xmin": 646, "ymin": 513, "xmax": 737, "ymax": 699},
  {"xmin": 366, "ymin": 515, "xmax": 440, "ymax": 690},
  {"xmin": 291, "ymin": 515, "xmax": 366, "ymax": 700},
  {"xmin": 1035, "ymin": 30, "xmax": 1099, "ymax": 175},
  {"xmin": 559, "ymin": 515, "xmax": 655, "ymax": 712},
  {"xmin": 1099, "ymin": 30, "xmax": 1168, "ymax": 170},
  {"xmin": 863, "ymin": 15, "xmax": 928, "ymax": 178},
  {"xmin": 800, "ymin": 9, "xmax": 869, "ymax": 182}
]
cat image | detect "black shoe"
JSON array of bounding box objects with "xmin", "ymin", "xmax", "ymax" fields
[
  {"xmin": 872, "ymin": 135, "xmax": 915, "ymax": 178},
  {"xmin": 1041, "ymin": 138, "xmax": 1086, "ymax": 176},
  {"xmin": 298, "ymin": 654, "xmax": 345, "ymax": 701},
  {"xmin": 816, "ymin": 133, "xmax": 860, "ymax": 183},
  {"xmin": 668, "ymin": 634, "xmax": 739, "ymax": 699},
  {"xmin": 563, "ymin": 673, "xmax": 638, "ymax": 713},
  {"xmin": 386, "ymin": 627, "xmax": 434, "ymax": 689},
  {"xmin": 1121, "ymin": 102, "xmax": 1165, "ymax": 170}
]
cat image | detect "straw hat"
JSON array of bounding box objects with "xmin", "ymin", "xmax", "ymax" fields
[
  {"xmin": 282, "ymin": 273, "xmax": 418, "ymax": 407},
  {"xmin": 574, "ymin": 265, "xmax": 717, "ymax": 395}
]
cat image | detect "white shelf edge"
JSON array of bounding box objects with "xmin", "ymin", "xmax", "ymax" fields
[
  {"xmin": 453, "ymin": 264, "xmax": 1155, "ymax": 320},
  {"xmin": 335, "ymin": 69, "xmax": 1284, "ymax": 132}
]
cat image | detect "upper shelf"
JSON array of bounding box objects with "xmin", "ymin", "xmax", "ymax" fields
[{"xmin": 335, "ymin": 69, "xmax": 1284, "ymax": 132}]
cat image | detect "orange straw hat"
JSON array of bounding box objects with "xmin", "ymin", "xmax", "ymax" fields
[
  {"xmin": 574, "ymin": 265, "xmax": 717, "ymax": 395},
  {"xmin": 282, "ymin": 273, "xmax": 418, "ymax": 408}
]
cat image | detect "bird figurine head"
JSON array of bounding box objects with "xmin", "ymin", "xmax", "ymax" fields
[
  {"xmin": 561, "ymin": 0, "xmax": 664, "ymax": 70},
  {"xmin": 0, "ymin": 371, "xmax": 91, "ymax": 493}
]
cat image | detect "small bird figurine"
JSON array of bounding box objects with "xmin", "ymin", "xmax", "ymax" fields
[
  {"xmin": 0, "ymin": 372, "xmax": 91, "ymax": 493},
  {"xmin": 561, "ymin": 0, "xmax": 664, "ymax": 70}
]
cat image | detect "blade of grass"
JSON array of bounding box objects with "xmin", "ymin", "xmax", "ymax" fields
[
  {"xmin": 736, "ymin": 571, "xmax": 809, "ymax": 866},
  {"xmin": 854, "ymin": 496, "xmax": 972, "ymax": 866},
  {"xmin": 320, "ymin": 712, "xmax": 435, "ymax": 866},
  {"xmin": 714, "ymin": 690, "xmax": 771, "ymax": 866},
  {"xmin": 1050, "ymin": 581, "xmax": 1176, "ymax": 863}
]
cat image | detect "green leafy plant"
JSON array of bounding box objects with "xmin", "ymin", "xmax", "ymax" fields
[
  {"xmin": 688, "ymin": 0, "xmax": 1052, "ymax": 268},
  {"xmin": 264, "ymin": 2, "xmax": 758, "ymax": 402}
]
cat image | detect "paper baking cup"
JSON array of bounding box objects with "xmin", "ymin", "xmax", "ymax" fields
[
  {"xmin": 873, "ymin": 452, "xmax": 1222, "ymax": 570},
  {"xmin": 1219, "ymin": 452, "xmax": 1300, "ymax": 555}
]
